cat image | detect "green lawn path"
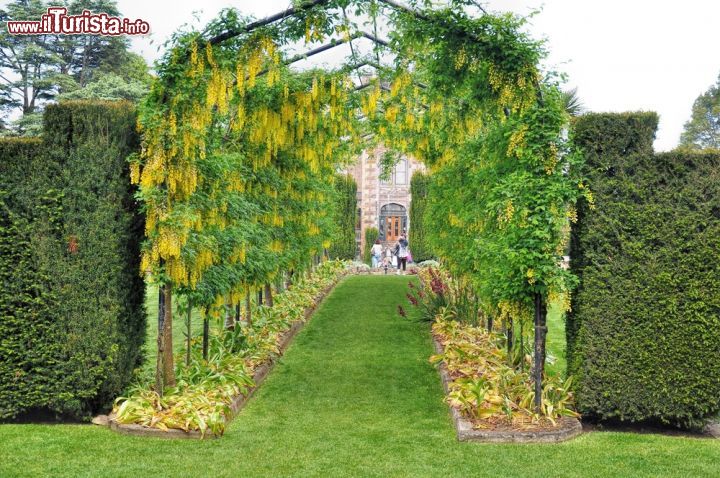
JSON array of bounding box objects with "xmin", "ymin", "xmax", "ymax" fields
[{"xmin": 1, "ymin": 276, "xmax": 719, "ymax": 477}]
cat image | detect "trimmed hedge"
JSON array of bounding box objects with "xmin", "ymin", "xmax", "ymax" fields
[
  {"xmin": 567, "ymin": 112, "xmax": 720, "ymax": 426},
  {"xmin": 409, "ymin": 171, "xmax": 433, "ymax": 262},
  {"xmin": 0, "ymin": 101, "xmax": 145, "ymax": 420},
  {"xmin": 363, "ymin": 227, "xmax": 379, "ymax": 265},
  {"xmin": 328, "ymin": 174, "xmax": 357, "ymax": 260}
]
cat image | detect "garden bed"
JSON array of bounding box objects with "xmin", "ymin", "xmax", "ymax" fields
[
  {"xmin": 106, "ymin": 268, "xmax": 347, "ymax": 439},
  {"xmin": 432, "ymin": 336, "xmax": 582, "ymax": 443}
]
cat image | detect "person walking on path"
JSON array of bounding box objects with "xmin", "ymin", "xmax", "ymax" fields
[
  {"xmin": 370, "ymin": 239, "xmax": 383, "ymax": 268},
  {"xmin": 394, "ymin": 234, "xmax": 410, "ymax": 273}
]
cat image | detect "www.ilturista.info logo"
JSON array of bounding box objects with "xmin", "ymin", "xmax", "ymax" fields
[{"xmin": 6, "ymin": 7, "xmax": 150, "ymax": 36}]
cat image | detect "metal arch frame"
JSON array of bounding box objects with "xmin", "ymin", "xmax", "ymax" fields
[
  {"xmin": 225, "ymin": 0, "xmax": 539, "ymax": 108},
  {"xmin": 207, "ymin": 0, "xmax": 410, "ymax": 46},
  {"xmin": 249, "ymin": 31, "xmax": 391, "ymax": 80},
  {"xmin": 174, "ymin": 0, "xmax": 527, "ymax": 109},
  {"xmin": 200, "ymin": 0, "xmax": 514, "ymax": 103}
]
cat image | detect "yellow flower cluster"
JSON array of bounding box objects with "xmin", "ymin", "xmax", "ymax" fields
[
  {"xmin": 361, "ymin": 83, "xmax": 381, "ymax": 119},
  {"xmin": 448, "ymin": 213, "xmax": 464, "ymax": 227},
  {"xmin": 526, "ymin": 268, "xmax": 536, "ymax": 285},
  {"xmin": 498, "ymin": 200, "xmax": 515, "ymax": 228},
  {"xmin": 507, "ymin": 124, "xmax": 528, "ymax": 158},
  {"xmin": 454, "ymin": 47, "xmax": 468, "ymax": 70},
  {"xmin": 497, "ymin": 300, "xmax": 531, "ymax": 326}
]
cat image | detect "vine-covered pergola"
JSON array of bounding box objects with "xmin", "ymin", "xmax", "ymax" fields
[{"xmin": 131, "ymin": 0, "xmax": 588, "ymax": 410}]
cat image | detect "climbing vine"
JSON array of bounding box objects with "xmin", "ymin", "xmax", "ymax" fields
[{"xmin": 131, "ymin": 0, "xmax": 588, "ymax": 410}]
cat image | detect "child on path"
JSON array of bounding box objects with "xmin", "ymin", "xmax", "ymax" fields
[{"xmin": 370, "ymin": 239, "xmax": 383, "ymax": 268}]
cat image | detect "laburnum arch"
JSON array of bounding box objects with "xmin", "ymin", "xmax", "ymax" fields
[{"xmin": 131, "ymin": 0, "xmax": 589, "ymax": 409}]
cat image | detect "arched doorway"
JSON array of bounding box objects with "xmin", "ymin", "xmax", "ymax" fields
[{"xmin": 379, "ymin": 203, "xmax": 407, "ymax": 243}]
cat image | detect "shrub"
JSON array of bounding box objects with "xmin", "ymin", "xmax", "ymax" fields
[
  {"xmin": 328, "ymin": 174, "xmax": 357, "ymax": 260},
  {"xmin": 362, "ymin": 227, "xmax": 379, "ymax": 265},
  {"xmin": 432, "ymin": 315, "xmax": 578, "ymax": 425},
  {"xmin": 0, "ymin": 101, "xmax": 145, "ymax": 420},
  {"xmin": 567, "ymin": 112, "xmax": 720, "ymax": 426},
  {"xmin": 409, "ymin": 171, "xmax": 433, "ymax": 262}
]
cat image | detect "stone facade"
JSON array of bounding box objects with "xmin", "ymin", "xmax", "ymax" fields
[{"xmin": 343, "ymin": 146, "xmax": 425, "ymax": 253}]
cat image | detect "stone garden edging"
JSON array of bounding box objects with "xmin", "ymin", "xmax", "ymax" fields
[
  {"xmin": 432, "ymin": 337, "xmax": 583, "ymax": 443},
  {"xmin": 105, "ymin": 272, "xmax": 347, "ymax": 439}
]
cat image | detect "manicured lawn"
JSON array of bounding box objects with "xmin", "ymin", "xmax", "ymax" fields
[{"xmin": 1, "ymin": 276, "xmax": 718, "ymax": 477}]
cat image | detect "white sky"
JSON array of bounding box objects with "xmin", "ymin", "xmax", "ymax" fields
[{"xmin": 69, "ymin": 1, "xmax": 720, "ymax": 151}]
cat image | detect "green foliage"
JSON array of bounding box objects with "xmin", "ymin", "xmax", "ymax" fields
[
  {"xmin": 57, "ymin": 73, "xmax": 150, "ymax": 103},
  {"xmin": 362, "ymin": 227, "xmax": 379, "ymax": 265},
  {"xmin": 0, "ymin": 0, "xmax": 58, "ymax": 114},
  {"xmin": 136, "ymin": 1, "xmax": 585, "ymax": 408},
  {"xmin": 432, "ymin": 314, "xmax": 578, "ymax": 424},
  {"xmin": 425, "ymin": 86, "xmax": 586, "ymax": 320},
  {"xmin": 408, "ymin": 171, "xmax": 433, "ymax": 262},
  {"xmin": 328, "ymin": 174, "xmax": 357, "ymax": 260},
  {"xmin": 680, "ymin": 73, "xmax": 720, "ymax": 149},
  {"xmin": 0, "ymin": 101, "xmax": 145, "ymax": 420},
  {"xmin": 568, "ymin": 112, "xmax": 720, "ymax": 426},
  {"xmin": 3, "ymin": 275, "xmax": 720, "ymax": 477},
  {"xmin": 0, "ymin": 0, "xmax": 141, "ymax": 122}
]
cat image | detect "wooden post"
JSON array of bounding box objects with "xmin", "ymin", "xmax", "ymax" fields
[{"xmin": 533, "ymin": 292, "xmax": 548, "ymax": 412}]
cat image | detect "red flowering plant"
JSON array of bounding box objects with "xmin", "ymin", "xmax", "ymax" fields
[
  {"xmin": 404, "ymin": 267, "xmax": 486, "ymax": 327},
  {"xmin": 403, "ymin": 267, "xmax": 452, "ymax": 322}
]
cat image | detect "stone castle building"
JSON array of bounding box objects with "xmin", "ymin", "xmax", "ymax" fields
[{"xmin": 343, "ymin": 146, "xmax": 425, "ymax": 253}]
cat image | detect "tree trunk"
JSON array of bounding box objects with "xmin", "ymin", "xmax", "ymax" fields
[
  {"xmin": 155, "ymin": 285, "xmax": 165, "ymax": 395},
  {"xmin": 185, "ymin": 300, "xmax": 192, "ymax": 366},
  {"xmin": 245, "ymin": 289, "xmax": 252, "ymax": 327},
  {"xmin": 264, "ymin": 283, "xmax": 273, "ymax": 307},
  {"xmin": 533, "ymin": 292, "xmax": 548, "ymax": 413},
  {"xmin": 224, "ymin": 300, "xmax": 235, "ymax": 329},
  {"xmin": 507, "ymin": 316, "xmax": 514, "ymax": 364},
  {"xmin": 162, "ymin": 285, "xmax": 175, "ymax": 387},
  {"xmin": 258, "ymin": 289, "xmax": 263, "ymax": 306},
  {"xmin": 235, "ymin": 303, "xmax": 241, "ymax": 323},
  {"xmin": 202, "ymin": 315, "xmax": 209, "ymax": 360}
]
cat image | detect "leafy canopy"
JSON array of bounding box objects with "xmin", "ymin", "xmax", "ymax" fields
[{"xmin": 134, "ymin": 0, "xmax": 586, "ymax": 319}]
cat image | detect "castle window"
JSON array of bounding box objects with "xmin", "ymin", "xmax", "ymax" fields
[{"xmin": 379, "ymin": 159, "xmax": 408, "ymax": 185}]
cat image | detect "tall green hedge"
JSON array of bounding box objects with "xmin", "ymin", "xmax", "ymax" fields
[
  {"xmin": 363, "ymin": 227, "xmax": 379, "ymax": 265},
  {"xmin": 0, "ymin": 101, "xmax": 145, "ymax": 420},
  {"xmin": 409, "ymin": 171, "xmax": 433, "ymax": 262},
  {"xmin": 328, "ymin": 174, "xmax": 357, "ymax": 260},
  {"xmin": 568, "ymin": 112, "xmax": 720, "ymax": 426}
]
